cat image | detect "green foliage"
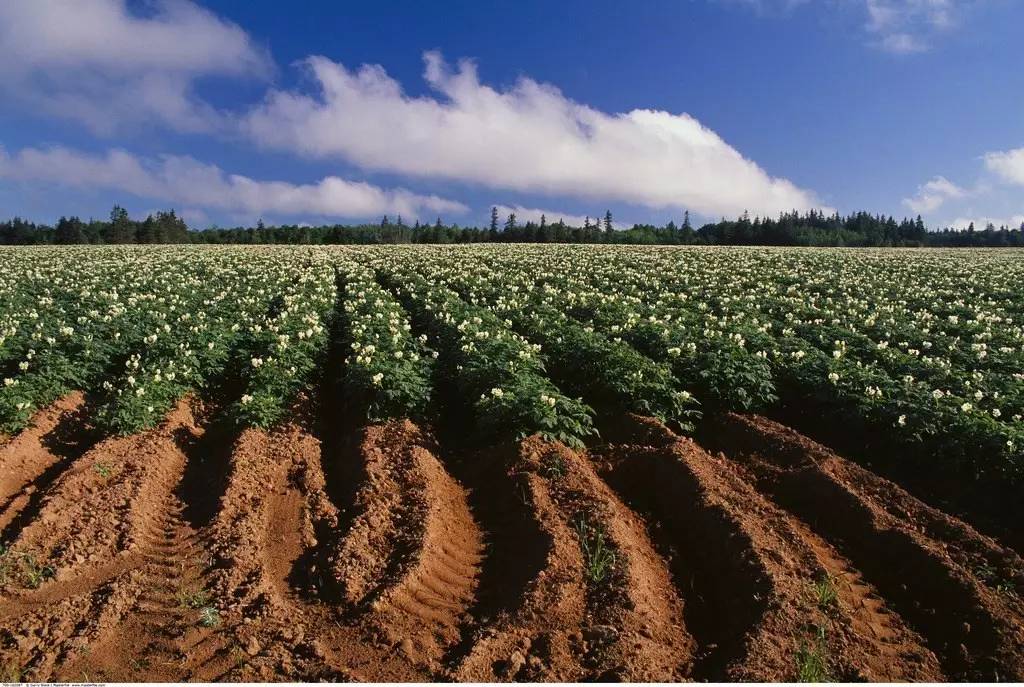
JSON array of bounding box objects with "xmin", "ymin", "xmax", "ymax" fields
[
  {"xmin": 795, "ymin": 625, "xmax": 831, "ymax": 683},
  {"xmin": 383, "ymin": 269, "xmax": 597, "ymax": 448},
  {"xmin": 0, "ymin": 545, "xmax": 55, "ymax": 589},
  {"xmin": 338, "ymin": 266, "xmax": 433, "ymax": 422},
  {"xmin": 574, "ymin": 515, "xmax": 617, "ymax": 584}
]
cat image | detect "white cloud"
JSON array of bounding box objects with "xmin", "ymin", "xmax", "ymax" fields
[
  {"xmin": 947, "ymin": 215, "xmax": 1024, "ymax": 230},
  {"xmin": 865, "ymin": 0, "xmax": 958, "ymax": 53},
  {"xmin": 984, "ymin": 148, "xmax": 1024, "ymax": 186},
  {"xmin": 243, "ymin": 52, "xmax": 828, "ymax": 218},
  {"xmin": 902, "ymin": 175, "xmax": 968, "ymax": 213},
  {"xmin": 0, "ymin": 145, "xmax": 467, "ymax": 221},
  {"xmin": 0, "ymin": 0, "xmax": 272, "ymax": 134},
  {"xmin": 878, "ymin": 32, "xmax": 929, "ymax": 53}
]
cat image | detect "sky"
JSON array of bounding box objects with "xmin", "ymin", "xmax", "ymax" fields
[{"xmin": 0, "ymin": 0, "xmax": 1022, "ymax": 231}]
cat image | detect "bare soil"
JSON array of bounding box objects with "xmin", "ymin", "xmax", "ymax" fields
[{"xmin": 1, "ymin": 399, "xmax": 1021, "ymax": 682}]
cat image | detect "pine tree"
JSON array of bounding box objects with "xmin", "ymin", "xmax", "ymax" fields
[
  {"xmin": 109, "ymin": 205, "xmax": 136, "ymax": 244},
  {"xmin": 55, "ymin": 216, "xmax": 85, "ymax": 244},
  {"xmin": 603, "ymin": 210, "xmax": 613, "ymax": 233},
  {"xmin": 490, "ymin": 207, "xmax": 499, "ymax": 233},
  {"xmin": 505, "ymin": 213, "xmax": 517, "ymax": 231}
]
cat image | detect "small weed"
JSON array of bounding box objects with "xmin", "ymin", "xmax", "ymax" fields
[
  {"xmin": 1, "ymin": 660, "xmax": 24, "ymax": 683},
  {"xmin": 543, "ymin": 453, "xmax": 566, "ymax": 480},
  {"xmin": 231, "ymin": 645, "xmax": 248, "ymax": 668},
  {"xmin": 176, "ymin": 585, "xmax": 211, "ymax": 609},
  {"xmin": 198, "ymin": 605, "xmax": 221, "ymax": 628},
  {"xmin": 93, "ymin": 462, "xmax": 115, "ymax": 479},
  {"xmin": 795, "ymin": 625, "xmax": 830, "ymax": 682},
  {"xmin": 0, "ymin": 546, "xmax": 55, "ymax": 589},
  {"xmin": 975, "ymin": 562, "xmax": 1018, "ymax": 597},
  {"xmin": 575, "ymin": 515, "xmax": 617, "ymax": 584},
  {"xmin": 811, "ymin": 573, "xmax": 839, "ymax": 611}
]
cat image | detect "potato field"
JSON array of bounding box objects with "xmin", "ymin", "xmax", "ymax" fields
[{"xmin": 1, "ymin": 244, "xmax": 1022, "ymax": 682}]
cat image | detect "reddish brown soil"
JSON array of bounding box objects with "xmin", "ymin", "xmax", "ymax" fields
[
  {"xmin": 1, "ymin": 397, "xmax": 1021, "ymax": 682},
  {"xmin": 0, "ymin": 392, "xmax": 98, "ymax": 538},
  {"xmin": 700, "ymin": 413, "xmax": 1024, "ymax": 682}
]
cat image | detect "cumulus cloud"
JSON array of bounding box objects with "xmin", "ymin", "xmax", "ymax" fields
[
  {"xmin": 0, "ymin": 0, "xmax": 272, "ymax": 134},
  {"xmin": 0, "ymin": 145, "xmax": 467, "ymax": 220},
  {"xmin": 243, "ymin": 52, "xmax": 827, "ymax": 218},
  {"xmin": 902, "ymin": 175, "xmax": 968, "ymax": 213},
  {"xmin": 984, "ymin": 148, "xmax": 1024, "ymax": 186}
]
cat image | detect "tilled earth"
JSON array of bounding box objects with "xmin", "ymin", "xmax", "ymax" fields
[{"xmin": 1, "ymin": 393, "xmax": 1022, "ymax": 682}]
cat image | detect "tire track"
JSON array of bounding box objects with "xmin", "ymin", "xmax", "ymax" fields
[
  {"xmin": 0, "ymin": 398, "xmax": 216, "ymax": 681},
  {"xmin": 447, "ymin": 451, "xmax": 588, "ymax": 682},
  {"xmin": 329, "ymin": 421, "xmax": 485, "ymax": 672}
]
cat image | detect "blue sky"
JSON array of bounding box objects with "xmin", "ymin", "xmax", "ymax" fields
[{"xmin": 1, "ymin": 0, "xmax": 1022, "ymax": 230}]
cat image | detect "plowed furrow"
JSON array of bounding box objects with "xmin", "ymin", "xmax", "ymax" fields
[
  {"xmin": 52, "ymin": 421, "xmax": 227, "ymax": 682},
  {"xmin": 2, "ymin": 567, "xmax": 146, "ymax": 682},
  {"xmin": 0, "ymin": 393, "xmax": 91, "ymax": 503},
  {"xmin": 705, "ymin": 413, "xmax": 1024, "ymax": 681},
  {"xmin": 0, "ymin": 399, "xmax": 201, "ymax": 589},
  {"xmin": 0, "ymin": 393, "xmax": 98, "ymax": 541},
  {"xmin": 518, "ymin": 437, "xmax": 695, "ymax": 682},
  {"xmin": 203, "ymin": 419, "xmax": 425, "ymax": 682},
  {"xmin": 445, "ymin": 448, "xmax": 586, "ymax": 682},
  {"xmin": 594, "ymin": 415, "xmax": 942, "ymax": 681},
  {"xmin": 328, "ymin": 421, "xmax": 421, "ymax": 607},
  {"xmin": 794, "ymin": 519, "xmax": 943, "ymax": 680}
]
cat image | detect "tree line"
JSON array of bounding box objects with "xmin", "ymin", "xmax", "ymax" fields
[{"xmin": 3, "ymin": 206, "xmax": 1024, "ymax": 248}]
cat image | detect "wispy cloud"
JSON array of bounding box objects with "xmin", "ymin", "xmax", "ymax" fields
[
  {"xmin": 0, "ymin": 0, "xmax": 272, "ymax": 134},
  {"xmin": 0, "ymin": 145, "xmax": 467, "ymax": 221},
  {"xmin": 865, "ymin": 0, "xmax": 959, "ymax": 53},
  {"xmin": 722, "ymin": 0, "xmax": 964, "ymax": 53}
]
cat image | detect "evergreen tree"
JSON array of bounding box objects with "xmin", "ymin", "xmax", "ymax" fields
[
  {"xmin": 505, "ymin": 213, "xmax": 517, "ymax": 231},
  {"xmin": 490, "ymin": 207, "xmax": 499, "ymax": 232},
  {"xmin": 604, "ymin": 210, "xmax": 613, "ymax": 233},
  {"xmin": 55, "ymin": 216, "xmax": 85, "ymax": 244},
  {"xmin": 109, "ymin": 205, "xmax": 136, "ymax": 244}
]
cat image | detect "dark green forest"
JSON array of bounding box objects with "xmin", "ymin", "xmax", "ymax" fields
[{"xmin": 3, "ymin": 206, "xmax": 1023, "ymax": 248}]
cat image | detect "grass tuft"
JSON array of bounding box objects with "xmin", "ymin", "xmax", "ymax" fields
[{"xmin": 574, "ymin": 515, "xmax": 617, "ymax": 584}]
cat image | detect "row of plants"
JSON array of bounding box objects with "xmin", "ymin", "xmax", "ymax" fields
[
  {"xmin": 224, "ymin": 255, "xmax": 338, "ymax": 429},
  {"xmin": 430, "ymin": 263, "xmax": 702, "ymax": 430},
  {"xmin": 336, "ymin": 262, "xmax": 434, "ymax": 422},
  {"xmin": 376, "ymin": 263, "xmax": 596, "ymax": 448},
  {"xmin": 0, "ymin": 252, "xmax": 236, "ymax": 433},
  {"xmin": 463, "ymin": 246, "xmax": 1023, "ymax": 482}
]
